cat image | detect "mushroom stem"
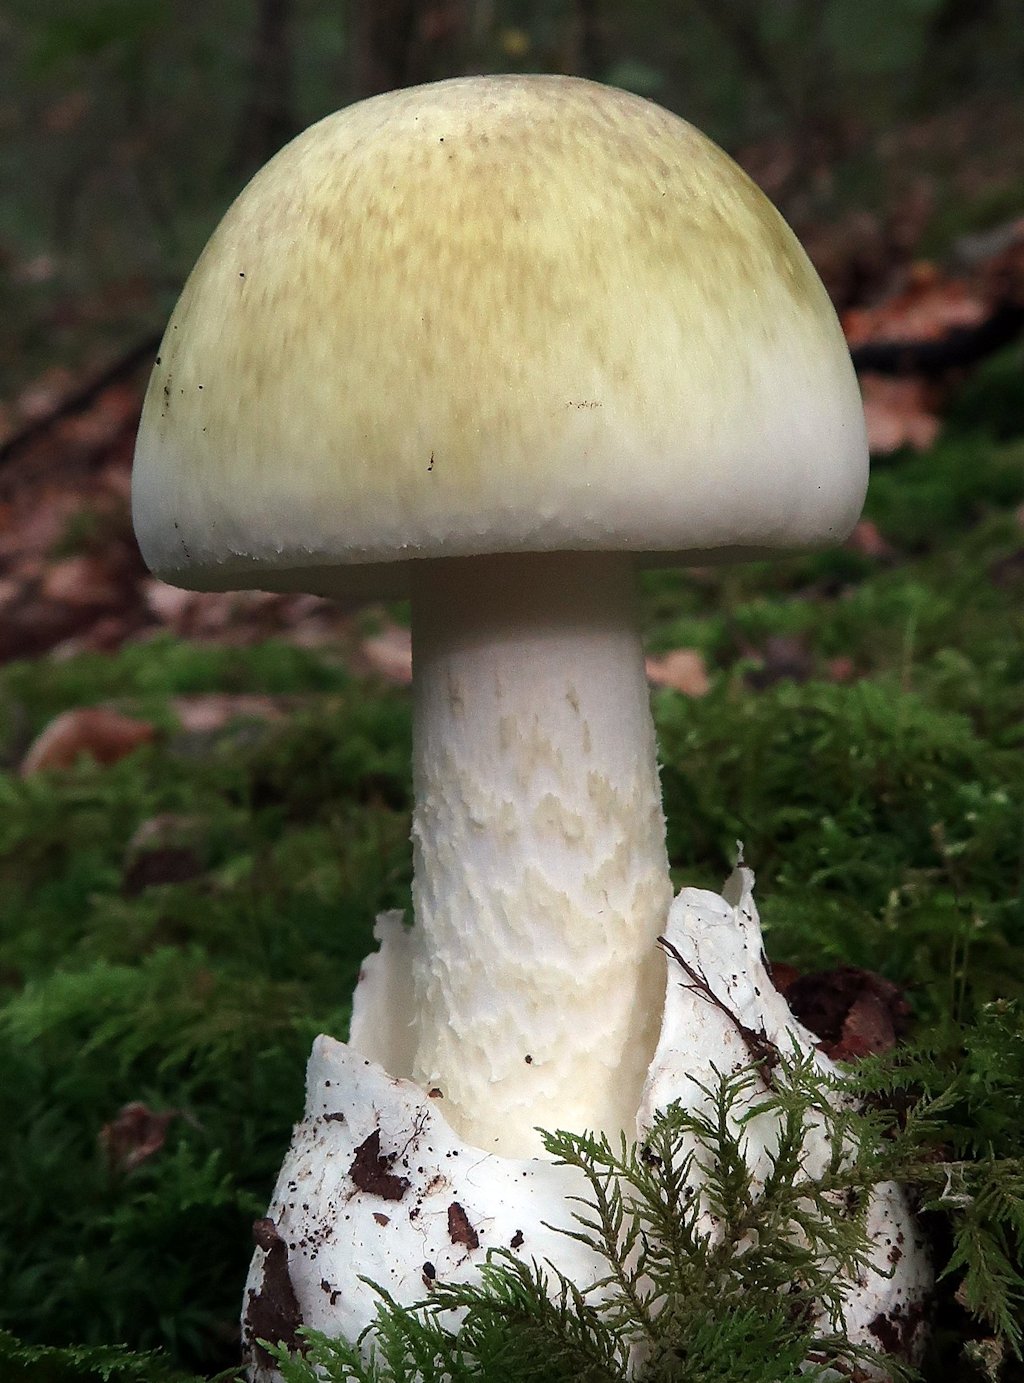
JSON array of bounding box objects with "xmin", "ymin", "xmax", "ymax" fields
[{"xmin": 408, "ymin": 551, "xmax": 673, "ymax": 1157}]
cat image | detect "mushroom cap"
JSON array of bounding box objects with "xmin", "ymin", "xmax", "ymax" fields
[{"xmin": 133, "ymin": 75, "xmax": 868, "ymax": 598}]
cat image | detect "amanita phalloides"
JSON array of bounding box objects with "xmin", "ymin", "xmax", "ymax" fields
[{"xmin": 132, "ymin": 75, "xmax": 931, "ymax": 1375}]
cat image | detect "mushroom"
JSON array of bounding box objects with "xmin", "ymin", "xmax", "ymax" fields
[{"xmin": 132, "ymin": 75, "xmax": 928, "ymax": 1369}]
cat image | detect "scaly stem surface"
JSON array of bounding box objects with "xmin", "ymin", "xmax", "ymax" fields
[{"xmin": 409, "ymin": 551, "xmax": 672, "ymax": 1156}]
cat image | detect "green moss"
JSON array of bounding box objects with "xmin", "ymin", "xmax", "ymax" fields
[{"xmin": 0, "ymin": 691, "xmax": 412, "ymax": 1373}]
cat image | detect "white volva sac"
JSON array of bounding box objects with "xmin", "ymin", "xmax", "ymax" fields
[
  {"xmin": 130, "ymin": 74, "xmax": 929, "ymax": 1376},
  {"xmin": 243, "ymin": 871, "xmax": 931, "ymax": 1377}
]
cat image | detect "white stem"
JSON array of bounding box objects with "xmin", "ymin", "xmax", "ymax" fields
[{"xmin": 409, "ymin": 552, "xmax": 672, "ymax": 1157}]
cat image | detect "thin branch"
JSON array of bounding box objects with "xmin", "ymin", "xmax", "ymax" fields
[
  {"xmin": 657, "ymin": 935, "xmax": 780, "ymax": 1087},
  {"xmin": 0, "ymin": 331, "xmax": 160, "ymax": 466}
]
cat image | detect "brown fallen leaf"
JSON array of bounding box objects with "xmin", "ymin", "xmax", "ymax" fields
[
  {"xmin": 40, "ymin": 554, "xmax": 124, "ymax": 609},
  {"xmin": 99, "ymin": 1101, "xmax": 180, "ymax": 1174},
  {"xmin": 0, "ymin": 598, "xmax": 85, "ymax": 663},
  {"xmin": 767, "ymin": 960, "xmax": 800, "ymax": 996},
  {"xmin": 14, "ymin": 366, "xmax": 76, "ymax": 424},
  {"xmin": 43, "ymin": 89, "xmax": 91, "ymax": 134},
  {"xmin": 645, "ymin": 648, "xmax": 710, "ymax": 697},
  {"xmin": 141, "ymin": 577, "xmax": 196, "ymax": 625},
  {"xmin": 190, "ymin": 590, "xmax": 280, "ymax": 637},
  {"xmin": 860, "ymin": 374, "xmax": 941, "ymax": 454},
  {"xmin": 845, "ymin": 519, "xmax": 897, "ymax": 561},
  {"xmin": 843, "ymin": 261, "xmax": 988, "ymax": 346},
  {"xmin": 169, "ymin": 693, "xmax": 291, "ymax": 734},
  {"xmin": 50, "ymin": 615, "xmax": 133, "ymax": 661},
  {"xmin": 59, "ymin": 381, "xmax": 140, "ymax": 452},
  {"xmin": 833, "ymin": 991, "xmax": 903, "ymax": 1061},
  {"xmin": 360, "ymin": 623, "xmax": 413, "ymax": 684},
  {"xmin": 825, "ymin": 655, "xmax": 858, "ymax": 684},
  {"xmin": 140, "ymin": 578, "xmax": 348, "ymax": 650},
  {"xmin": 0, "ymin": 577, "xmax": 21, "ymax": 613},
  {"xmin": 0, "ymin": 492, "xmax": 85, "ymax": 564},
  {"xmin": 783, "ymin": 965, "xmax": 911, "ymax": 1060},
  {"xmin": 20, "ymin": 707, "xmax": 156, "ymax": 776},
  {"xmin": 745, "ymin": 635, "xmax": 813, "ymax": 690},
  {"xmin": 11, "ymin": 253, "xmax": 59, "ymax": 286}
]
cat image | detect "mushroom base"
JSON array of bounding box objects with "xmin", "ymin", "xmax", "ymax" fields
[{"xmin": 243, "ymin": 870, "xmax": 931, "ymax": 1379}]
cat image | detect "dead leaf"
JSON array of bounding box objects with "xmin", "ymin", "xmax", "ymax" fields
[
  {"xmin": 99, "ymin": 1101, "xmax": 179, "ymax": 1174},
  {"xmin": 0, "ymin": 493, "xmax": 83, "ymax": 563},
  {"xmin": 60, "ymin": 382, "xmax": 139, "ymax": 451},
  {"xmin": 169, "ymin": 693, "xmax": 290, "ymax": 734},
  {"xmin": 745, "ymin": 635, "xmax": 813, "ymax": 690},
  {"xmin": 142, "ymin": 578, "xmax": 196, "ymax": 625},
  {"xmin": 826, "ymin": 655, "xmax": 857, "ymax": 684},
  {"xmin": 21, "ymin": 707, "xmax": 156, "ymax": 776},
  {"xmin": 767, "ymin": 961, "xmax": 800, "ymax": 995},
  {"xmin": 832, "ymin": 991, "xmax": 902, "ymax": 1060},
  {"xmin": 845, "ymin": 520, "xmax": 897, "ymax": 560},
  {"xmin": 0, "ymin": 598, "xmax": 83, "ymax": 662},
  {"xmin": 360, "ymin": 624, "xmax": 413, "ymax": 684},
  {"xmin": 50, "ymin": 615, "xmax": 133, "ymax": 661},
  {"xmin": 783, "ymin": 966, "xmax": 911, "ymax": 1060},
  {"xmin": 0, "ymin": 577, "xmax": 21, "ymax": 613},
  {"xmin": 645, "ymin": 648, "xmax": 710, "ymax": 696},
  {"xmin": 860, "ymin": 374, "xmax": 941, "ymax": 454},
  {"xmin": 843, "ymin": 261, "xmax": 988, "ymax": 346},
  {"xmin": 40, "ymin": 555, "xmax": 123, "ymax": 609},
  {"xmin": 14, "ymin": 367, "xmax": 75, "ymax": 424},
  {"xmin": 11, "ymin": 253, "xmax": 60, "ymax": 286}
]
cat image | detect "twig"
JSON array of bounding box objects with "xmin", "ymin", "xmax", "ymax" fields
[
  {"xmin": 658, "ymin": 935, "xmax": 780, "ymax": 1088},
  {"xmin": 0, "ymin": 330, "xmax": 161, "ymax": 467}
]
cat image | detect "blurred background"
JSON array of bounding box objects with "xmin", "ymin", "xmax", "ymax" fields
[{"xmin": 3, "ymin": 0, "xmax": 1024, "ymax": 399}]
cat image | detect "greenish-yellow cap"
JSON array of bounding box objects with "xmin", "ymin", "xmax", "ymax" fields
[{"xmin": 133, "ymin": 75, "xmax": 867, "ymax": 597}]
